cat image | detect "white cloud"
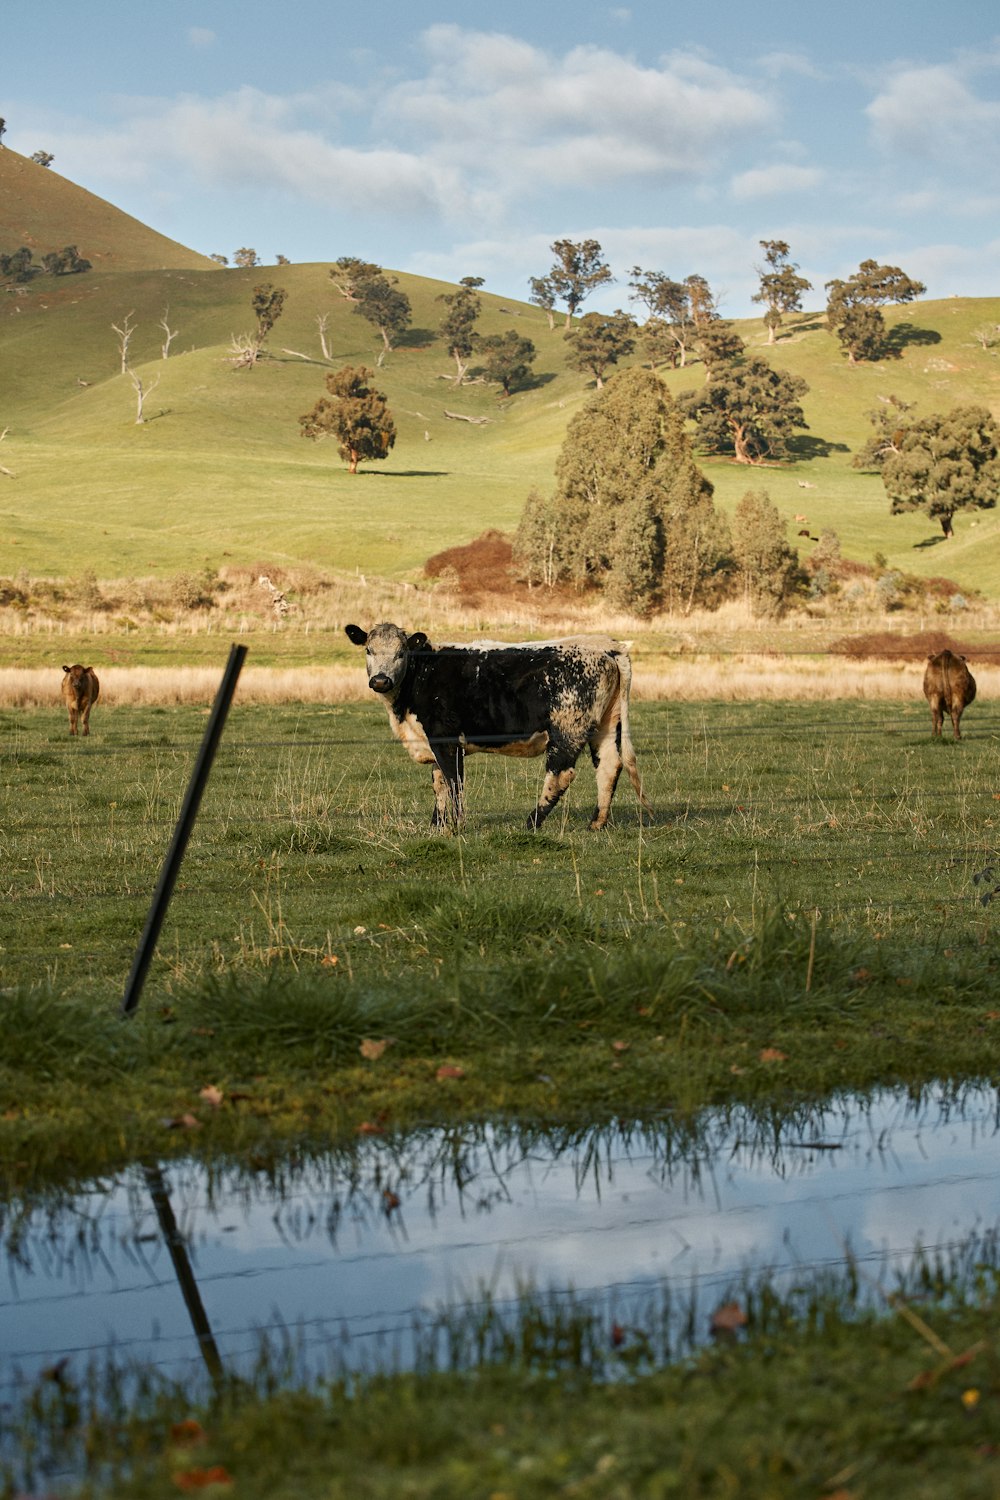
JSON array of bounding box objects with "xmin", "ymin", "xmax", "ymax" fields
[
  {"xmin": 188, "ymin": 27, "xmax": 215, "ymax": 50},
  {"xmin": 45, "ymin": 86, "xmax": 485, "ymax": 222},
  {"xmin": 37, "ymin": 29, "xmax": 777, "ymax": 235},
  {"xmin": 867, "ymin": 59, "xmax": 1000, "ymax": 165},
  {"xmin": 385, "ymin": 28, "xmax": 775, "ymax": 194},
  {"xmin": 756, "ymin": 51, "xmax": 823, "ymax": 80},
  {"xmin": 730, "ymin": 164, "xmax": 823, "ymax": 200}
]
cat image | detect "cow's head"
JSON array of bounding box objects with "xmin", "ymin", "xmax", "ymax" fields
[{"xmin": 345, "ymin": 623, "xmax": 429, "ymax": 696}]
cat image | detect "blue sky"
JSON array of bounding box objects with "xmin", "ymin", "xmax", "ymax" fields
[{"xmin": 3, "ymin": 0, "xmax": 998, "ymax": 316}]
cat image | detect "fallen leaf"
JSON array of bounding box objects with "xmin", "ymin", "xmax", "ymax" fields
[
  {"xmin": 163, "ymin": 1114, "xmax": 201, "ymax": 1131},
  {"xmin": 710, "ymin": 1301, "xmax": 748, "ymax": 1336},
  {"xmin": 436, "ymin": 1064, "xmax": 465, "ymax": 1081},
  {"xmin": 321, "ymin": 954, "xmax": 339, "ymax": 968},
  {"xmin": 356, "ymin": 1121, "xmax": 383, "ymax": 1135},
  {"xmin": 962, "ymin": 1388, "xmax": 981, "ymax": 1409},
  {"xmin": 199, "ymin": 1086, "xmax": 224, "ymax": 1109},
  {"xmin": 759, "ymin": 1047, "xmax": 788, "ymax": 1064},
  {"xmin": 360, "ymin": 1037, "xmax": 393, "ymax": 1061},
  {"xmin": 611, "ymin": 1040, "xmax": 630, "ymax": 1054},
  {"xmin": 729, "ymin": 1064, "xmax": 746, "ymax": 1076},
  {"xmin": 172, "ymin": 1465, "xmax": 233, "ymax": 1491}
]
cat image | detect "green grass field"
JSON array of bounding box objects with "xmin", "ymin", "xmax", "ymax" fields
[
  {"xmin": 3, "ymin": 140, "xmax": 1000, "ymax": 597},
  {"xmin": 3, "ymin": 696, "xmax": 999, "ymax": 1186},
  {"xmin": 6, "ymin": 150, "xmax": 1000, "ymax": 1499}
]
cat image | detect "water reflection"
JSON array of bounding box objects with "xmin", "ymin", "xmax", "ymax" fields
[{"xmin": 2, "ymin": 1084, "xmax": 999, "ymax": 1403}]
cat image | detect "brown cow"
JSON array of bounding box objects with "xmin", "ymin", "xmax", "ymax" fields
[
  {"xmin": 61, "ymin": 664, "xmax": 100, "ymax": 737},
  {"xmin": 923, "ymin": 650, "xmax": 976, "ymax": 740}
]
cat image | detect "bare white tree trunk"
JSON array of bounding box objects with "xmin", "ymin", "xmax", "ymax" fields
[
  {"xmin": 315, "ymin": 312, "xmax": 331, "ymax": 361},
  {"xmin": 129, "ymin": 368, "xmax": 161, "ymax": 423},
  {"xmin": 159, "ymin": 308, "xmax": 178, "ymax": 358},
  {"xmin": 112, "ymin": 312, "xmax": 136, "ymax": 374}
]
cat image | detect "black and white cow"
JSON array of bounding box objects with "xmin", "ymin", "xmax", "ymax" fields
[{"xmin": 345, "ymin": 622, "xmax": 650, "ymax": 830}]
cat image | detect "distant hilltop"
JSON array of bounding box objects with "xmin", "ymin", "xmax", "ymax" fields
[{"xmin": 0, "ymin": 145, "xmax": 216, "ymax": 273}]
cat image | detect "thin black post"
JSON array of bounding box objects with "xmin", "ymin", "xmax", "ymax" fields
[
  {"xmin": 142, "ymin": 1163, "xmax": 225, "ymax": 1388},
  {"xmin": 122, "ymin": 643, "xmax": 247, "ymax": 1016}
]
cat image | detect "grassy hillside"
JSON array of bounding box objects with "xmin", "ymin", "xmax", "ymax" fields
[
  {"xmin": 0, "ymin": 146, "xmax": 215, "ymax": 271},
  {"xmin": 1, "ymin": 153, "xmax": 999, "ymax": 597}
]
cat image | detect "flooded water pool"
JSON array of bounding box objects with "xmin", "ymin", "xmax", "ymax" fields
[{"xmin": 3, "ymin": 1083, "xmax": 1000, "ymax": 1406}]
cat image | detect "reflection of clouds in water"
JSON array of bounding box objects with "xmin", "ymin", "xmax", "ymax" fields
[{"xmin": 3, "ymin": 1085, "xmax": 1000, "ymax": 1392}]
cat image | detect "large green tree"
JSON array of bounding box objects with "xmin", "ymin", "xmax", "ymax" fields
[
  {"xmin": 825, "ymin": 259, "xmax": 926, "ymax": 363},
  {"xmin": 564, "ymin": 309, "xmax": 636, "ymax": 387},
  {"xmin": 513, "ymin": 366, "xmax": 727, "ymax": 615},
  {"xmin": 298, "ymin": 365, "xmax": 396, "ymax": 474},
  {"xmin": 475, "ymin": 330, "xmax": 536, "ymax": 395},
  {"xmin": 731, "ymin": 490, "xmax": 801, "ymax": 617},
  {"xmin": 852, "ymin": 394, "xmax": 916, "ymax": 472},
  {"xmin": 544, "ymin": 239, "xmax": 614, "ymax": 328},
  {"xmin": 329, "ymin": 257, "xmax": 383, "ymax": 299},
  {"xmin": 880, "ymin": 404, "xmax": 1000, "ymax": 538},
  {"xmin": 627, "ymin": 268, "xmax": 699, "ymax": 368},
  {"xmin": 438, "ymin": 276, "xmax": 484, "ymax": 383},
  {"xmin": 681, "ymin": 356, "xmax": 809, "ymax": 463},
  {"xmin": 752, "ymin": 240, "xmax": 812, "ymax": 344},
  {"xmin": 354, "ymin": 274, "xmax": 411, "ymax": 357},
  {"xmin": 695, "ymin": 319, "xmax": 746, "ymax": 383}
]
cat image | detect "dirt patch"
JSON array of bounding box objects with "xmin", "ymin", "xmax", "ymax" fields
[{"xmin": 830, "ymin": 630, "xmax": 1000, "ymax": 664}]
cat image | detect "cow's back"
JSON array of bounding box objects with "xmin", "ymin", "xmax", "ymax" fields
[{"xmin": 924, "ymin": 650, "xmax": 975, "ymax": 708}]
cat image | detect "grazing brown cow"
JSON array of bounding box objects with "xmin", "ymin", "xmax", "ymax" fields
[
  {"xmin": 61, "ymin": 664, "xmax": 100, "ymax": 737},
  {"xmin": 923, "ymin": 650, "xmax": 976, "ymax": 740}
]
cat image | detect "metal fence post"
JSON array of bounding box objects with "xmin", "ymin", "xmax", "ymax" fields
[{"xmin": 121, "ymin": 644, "xmax": 247, "ymax": 1016}]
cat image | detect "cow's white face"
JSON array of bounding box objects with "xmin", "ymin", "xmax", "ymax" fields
[{"xmin": 345, "ymin": 622, "xmax": 428, "ymax": 697}]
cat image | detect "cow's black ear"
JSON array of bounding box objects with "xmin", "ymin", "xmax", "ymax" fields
[
  {"xmin": 62, "ymin": 664, "xmax": 71, "ymax": 673},
  {"xmin": 84, "ymin": 666, "xmax": 93, "ymax": 673},
  {"xmin": 407, "ymin": 632, "xmax": 429, "ymax": 651},
  {"xmin": 345, "ymin": 624, "xmax": 368, "ymax": 646}
]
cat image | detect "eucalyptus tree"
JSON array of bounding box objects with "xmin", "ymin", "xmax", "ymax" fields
[
  {"xmin": 752, "ymin": 240, "xmax": 812, "ymax": 344},
  {"xmin": 825, "ymin": 259, "xmax": 926, "ymax": 363}
]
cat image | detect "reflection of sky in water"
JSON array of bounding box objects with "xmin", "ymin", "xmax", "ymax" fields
[{"xmin": 2, "ymin": 1084, "xmax": 999, "ymax": 1394}]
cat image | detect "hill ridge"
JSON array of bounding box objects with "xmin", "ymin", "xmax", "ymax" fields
[{"xmin": 0, "ymin": 146, "xmax": 216, "ymax": 272}]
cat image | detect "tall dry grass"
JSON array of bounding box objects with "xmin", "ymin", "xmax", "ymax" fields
[{"xmin": 6, "ymin": 657, "xmax": 998, "ymax": 707}]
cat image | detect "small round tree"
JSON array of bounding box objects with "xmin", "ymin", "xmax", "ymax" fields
[{"xmin": 299, "ymin": 366, "xmax": 396, "ymax": 474}]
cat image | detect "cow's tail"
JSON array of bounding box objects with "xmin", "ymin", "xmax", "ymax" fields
[{"xmin": 613, "ymin": 649, "xmax": 652, "ymax": 818}]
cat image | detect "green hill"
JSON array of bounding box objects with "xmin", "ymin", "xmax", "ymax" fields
[
  {"xmin": 1, "ymin": 155, "xmax": 999, "ymax": 597},
  {"xmin": 0, "ymin": 146, "xmax": 215, "ymax": 272}
]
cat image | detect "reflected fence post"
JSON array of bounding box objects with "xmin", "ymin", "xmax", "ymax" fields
[
  {"xmin": 142, "ymin": 1163, "xmax": 225, "ymax": 1389},
  {"xmin": 121, "ymin": 644, "xmax": 247, "ymax": 1017}
]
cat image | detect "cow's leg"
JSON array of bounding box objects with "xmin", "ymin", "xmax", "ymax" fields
[
  {"xmin": 430, "ymin": 766, "xmax": 452, "ymax": 828},
  {"xmin": 929, "ymin": 696, "xmax": 943, "ymax": 737},
  {"xmin": 951, "ymin": 705, "xmax": 963, "ymax": 741},
  {"xmin": 81, "ymin": 701, "xmax": 91, "ymax": 737},
  {"xmin": 528, "ymin": 743, "xmax": 577, "ymax": 829},
  {"xmin": 429, "ymin": 741, "xmax": 464, "ymax": 829},
  {"xmin": 67, "ymin": 704, "xmax": 78, "ymax": 736},
  {"xmin": 588, "ymin": 720, "xmax": 623, "ymax": 830}
]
